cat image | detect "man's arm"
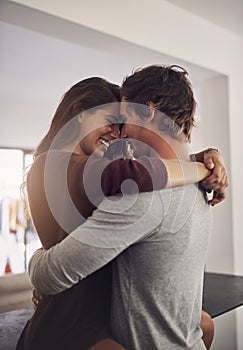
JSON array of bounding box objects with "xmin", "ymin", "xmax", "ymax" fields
[
  {"xmin": 29, "ymin": 192, "xmax": 164, "ymax": 295},
  {"xmin": 192, "ymin": 148, "xmax": 228, "ymax": 205}
]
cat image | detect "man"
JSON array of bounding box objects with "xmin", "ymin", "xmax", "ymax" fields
[{"xmin": 28, "ymin": 66, "xmax": 227, "ymax": 349}]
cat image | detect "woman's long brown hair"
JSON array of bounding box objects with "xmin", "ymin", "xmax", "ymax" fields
[{"xmin": 34, "ymin": 77, "xmax": 120, "ymax": 158}]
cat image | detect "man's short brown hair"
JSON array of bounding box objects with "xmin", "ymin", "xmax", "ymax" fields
[{"xmin": 121, "ymin": 65, "xmax": 196, "ymax": 141}]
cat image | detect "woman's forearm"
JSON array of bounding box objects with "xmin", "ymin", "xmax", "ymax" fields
[{"xmin": 163, "ymin": 160, "xmax": 211, "ymax": 188}]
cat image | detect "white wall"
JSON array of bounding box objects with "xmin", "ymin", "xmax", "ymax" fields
[
  {"xmin": 198, "ymin": 76, "xmax": 233, "ymax": 274},
  {"xmin": 191, "ymin": 76, "xmax": 236, "ymax": 350},
  {"xmin": 198, "ymin": 77, "xmax": 236, "ymax": 348},
  {"xmin": 4, "ymin": 0, "xmax": 243, "ymax": 348}
]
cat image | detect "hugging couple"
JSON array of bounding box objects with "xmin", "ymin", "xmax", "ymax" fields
[{"xmin": 17, "ymin": 65, "xmax": 228, "ymax": 350}]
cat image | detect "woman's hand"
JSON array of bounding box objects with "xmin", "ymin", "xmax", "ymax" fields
[{"xmin": 199, "ymin": 149, "xmax": 229, "ymax": 206}]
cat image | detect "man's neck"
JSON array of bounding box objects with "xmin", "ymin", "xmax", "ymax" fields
[{"xmin": 147, "ymin": 131, "xmax": 190, "ymax": 161}]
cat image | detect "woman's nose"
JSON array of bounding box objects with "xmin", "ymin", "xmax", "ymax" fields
[
  {"xmin": 110, "ymin": 124, "xmax": 120, "ymax": 139},
  {"xmin": 120, "ymin": 124, "xmax": 128, "ymax": 139}
]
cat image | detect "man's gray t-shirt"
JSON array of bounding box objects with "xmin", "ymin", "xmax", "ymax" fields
[
  {"xmin": 29, "ymin": 184, "xmax": 212, "ymax": 350},
  {"xmin": 111, "ymin": 185, "xmax": 212, "ymax": 349}
]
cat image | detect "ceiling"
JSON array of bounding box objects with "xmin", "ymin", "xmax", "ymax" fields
[
  {"xmin": 165, "ymin": 0, "xmax": 243, "ymax": 37},
  {"xmin": 1, "ymin": 0, "xmax": 237, "ymax": 148}
]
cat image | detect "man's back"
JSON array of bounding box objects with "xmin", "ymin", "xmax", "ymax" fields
[
  {"xmin": 27, "ymin": 180, "xmax": 212, "ymax": 349},
  {"xmin": 111, "ymin": 184, "xmax": 212, "ymax": 350}
]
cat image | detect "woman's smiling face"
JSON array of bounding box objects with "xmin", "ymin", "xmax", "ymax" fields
[{"xmin": 78, "ymin": 103, "xmax": 120, "ymax": 156}]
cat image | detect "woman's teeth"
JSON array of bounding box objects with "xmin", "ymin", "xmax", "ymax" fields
[{"xmin": 100, "ymin": 139, "xmax": 110, "ymax": 148}]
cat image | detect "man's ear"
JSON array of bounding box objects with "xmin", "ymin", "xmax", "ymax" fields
[{"xmin": 146, "ymin": 102, "xmax": 155, "ymax": 122}]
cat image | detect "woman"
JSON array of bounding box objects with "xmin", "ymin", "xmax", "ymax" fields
[{"xmin": 17, "ymin": 77, "xmax": 214, "ymax": 350}]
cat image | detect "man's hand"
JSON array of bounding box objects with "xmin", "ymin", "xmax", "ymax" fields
[
  {"xmin": 199, "ymin": 149, "xmax": 228, "ymax": 206},
  {"xmin": 32, "ymin": 288, "xmax": 44, "ymax": 309}
]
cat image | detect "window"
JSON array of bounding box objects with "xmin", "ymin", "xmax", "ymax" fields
[{"xmin": 0, "ymin": 148, "xmax": 41, "ymax": 275}]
